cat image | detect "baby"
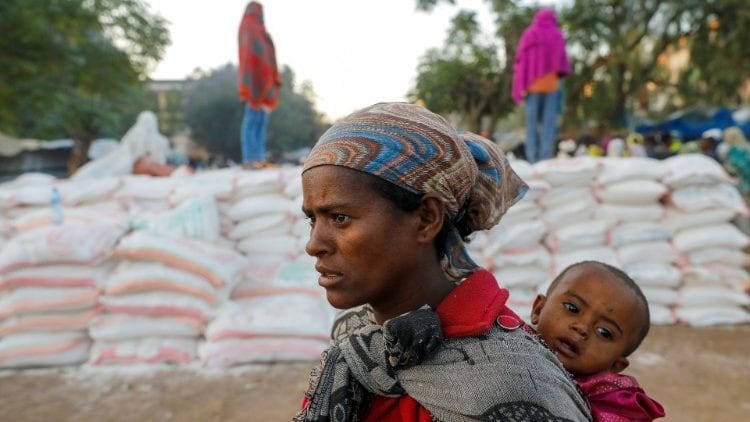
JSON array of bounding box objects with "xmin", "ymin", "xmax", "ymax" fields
[{"xmin": 531, "ymin": 260, "xmax": 665, "ymax": 421}]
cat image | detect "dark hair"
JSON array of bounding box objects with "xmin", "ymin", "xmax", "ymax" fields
[
  {"xmin": 363, "ymin": 172, "xmax": 471, "ymax": 259},
  {"xmin": 547, "ymin": 261, "xmax": 650, "ymax": 356}
]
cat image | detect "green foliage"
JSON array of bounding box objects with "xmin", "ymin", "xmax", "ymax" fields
[
  {"xmin": 411, "ymin": 2, "xmax": 535, "ymax": 132},
  {"xmin": 183, "ymin": 64, "xmax": 327, "ymax": 162},
  {"xmin": 0, "ymin": 0, "xmax": 169, "ymax": 172},
  {"xmin": 672, "ymin": 0, "xmax": 749, "ymax": 107},
  {"xmin": 561, "ymin": 0, "xmax": 694, "ymax": 129},
  {"xmin": 410, "ymin": 11, "xmax": 506, "ymax": 131},
  {"xmin": 267, "ymin": 67, "xmax": 329, "ymax": 158},
  {"xmin": 182, "ymin": 65, "xmax": 243, "ymax": 161}
]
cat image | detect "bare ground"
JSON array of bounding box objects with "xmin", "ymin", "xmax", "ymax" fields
[{"xmin": 0, "ymin": 325, "xmax": 748, "ymax": 421}]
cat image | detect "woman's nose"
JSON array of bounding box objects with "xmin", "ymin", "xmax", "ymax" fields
[{"xmin": 305, "ymin": 221, "xmax": 330, "ymax": 257}]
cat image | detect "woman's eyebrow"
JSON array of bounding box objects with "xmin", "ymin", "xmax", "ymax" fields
[{"xmin": 302, "ymin": 202, "xmax": 351, "ymax": 215}]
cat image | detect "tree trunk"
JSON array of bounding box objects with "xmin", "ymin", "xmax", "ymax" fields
[
  {"xmin": 610, "ymin": 64, "xmax": 628, "ymax": 128},
  {"xmin": 466, "ymin": 106, "xmax": 483, "ymax": 133},
  {"xmin": 67, "ymin": 136, "xmax": 93, "ymax": 176}
]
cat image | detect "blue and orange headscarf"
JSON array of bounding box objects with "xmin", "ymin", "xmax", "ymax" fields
[
  {"xmin": 303, "ymin": 102, "xmax": 528, "ymax": 279},
  {"xmin": 238, "ymin": 2, "xmax": 281, "ymax": 110}
]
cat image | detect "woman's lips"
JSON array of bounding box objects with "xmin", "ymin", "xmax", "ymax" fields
[{"xmin": 315, "ymin": 266, "xmax": 342, "ymax": 288}]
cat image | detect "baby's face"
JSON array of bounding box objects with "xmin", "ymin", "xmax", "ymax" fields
[{"xmin": 531, "ymin": 265, "xmax": 644, "ymax": 376}]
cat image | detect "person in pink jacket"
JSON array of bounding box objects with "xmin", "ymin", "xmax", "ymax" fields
[
  {"xmin": 531, "ymin": 261, "xmax": 666, "ymax": 421},
  {"xmin": 512, "ymin": 8, "xmax": 571, "ymax": 163}
]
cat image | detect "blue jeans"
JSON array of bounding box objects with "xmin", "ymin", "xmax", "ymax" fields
[
  {"xmin": 241, "ymin": 104, "xmax": 269, "ymax": 163},
  {"xmin": 524, "ymin": 89, "xmax": 561, "ymax": 163}
]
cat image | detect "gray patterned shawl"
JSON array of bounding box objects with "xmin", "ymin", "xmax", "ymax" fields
[{"xmin": 296, "ymin": 306, "xmax": 592, "ymax": 421}]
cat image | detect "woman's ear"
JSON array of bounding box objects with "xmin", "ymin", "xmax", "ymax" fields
[
  {"xmin": 530, "ymin": 294, "xmax": 546, "ymax": 325},
  {"xmin": 416, "ymin": 194, "xmax": 445, "ymax": 244}
]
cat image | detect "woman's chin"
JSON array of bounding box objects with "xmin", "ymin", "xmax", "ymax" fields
[{"xmin": 325, "ymin": 292, "xmax": 361, "ymax": 311}]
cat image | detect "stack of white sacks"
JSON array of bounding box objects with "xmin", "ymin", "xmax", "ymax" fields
[
  {"xmin": 467, "ymin": 160, "xmax": 550, "ymax": 316},
  {"xmin": 662, "ymin": 154, "xmax": 750, "ymax": 325},
  {"xmin": 0, "ymin": 176, "xmax": 127, "ymax": 368},
  {"xmin": 224, "ymin": 168, "xmax": 306, "ymax": 266},
  {"xmin": 481, "ymin": 155, "xmax": 750, "ymax": 326},
  {"xmin": 201, "ymin": 256, "xmax": 334, "ymax": 367},
  {"xmin": 92, "ymin": 169, "xmax": 247, "ymax": 365},
  {"xmin": 2, "ymin": 152, "xmax": 749, "ymax": 369},
  {"xmin": 202, "ymin": 168, "xmax": 335, "ymax": 367},
  {"xmin": 93, "ymin": 228, "xmax": 246, "ymax": 365},
  {"xmin": 535, "ymin": 157, "xmax": 616, "ymax": 279},
  {"xmin": 593, "ymin": 158, "xmax": 678, "ymax": 324},
  {"xmin": 0, "ymin": 167, "xmax": 334, "ymax": 368}
]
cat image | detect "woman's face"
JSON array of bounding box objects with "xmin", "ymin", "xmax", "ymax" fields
[{"xmin": 302, "ymin": 166, "xmax": 425, "ymax": 312}]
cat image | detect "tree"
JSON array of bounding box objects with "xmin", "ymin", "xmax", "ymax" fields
[
  {"xmin": 0, "ymin": 0, "xmax": 169, "ymax": 174},
  {"xmin": 182, "ymin": 65, "xmax": 242, "ymax": 161},
  {"xmin": 267, "ymin": 67, "xmax": 329, "ymax": 158},
  {"xmin": 670, "ymin": 0, "xmax": 750, "ymax": 108},
  {"xmin": 562, "ymin": 0, "xmax": 750, "ymax": 130},
  {"xmin": 183, "ymin": 64, "xmax": 327, "ymax": 163},
  {"xmin": 410, "ymin": 11, "xmax": 503, "ymax": 132},
  {"xmin": 411, "ymin": 1, "xmax": 535, "ymax": 132}
]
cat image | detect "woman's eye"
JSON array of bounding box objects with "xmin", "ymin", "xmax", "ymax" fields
[
  {"xmin": 305, "ymin": 215, "xmax": 315, "ymax": 227},
  {"xmin": 596, "ymin": 327, "xmax": 613, "ymax": 339},
  {"xmin": 333, "ymin": 214, "xmax": 349, "ymax": 224},
  {"xmin": 563, "ymin": 302, "xmax": 578, "ymax": 313}
]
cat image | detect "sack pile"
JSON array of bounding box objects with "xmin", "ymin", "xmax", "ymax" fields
[
  {"xmin": 662, "ymin": 155, "xmax": 750, "ymax": 325},
  {"xmin": 487, "ymin": 155, "xmax": 750, "ymax": 326},
  {"xmin": 1, "ymin": 154, "xmax": 748, "ymax": 370}
]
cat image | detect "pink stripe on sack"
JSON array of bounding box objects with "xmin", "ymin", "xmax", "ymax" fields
[
  {"xmin": 106, "ymin": 280, "xmax": 218, "ymax": 304},
  {"xmin": 0, "ymin": 277, "xmax": 98, "ymax": 291},
  {"xmin": 0, "ymin": 338, "xmax": 89, "ymax": 361},
  {"xmin": 103, "ymin": 305, "xmax": 209, "ymax": 322},
  {"xmin": 113, "ymin": 249, "xmax": 225, "ymax": 288},
  {"xmin": 207, "ymin": 330, "xmax": 330, "ymax": 342}
]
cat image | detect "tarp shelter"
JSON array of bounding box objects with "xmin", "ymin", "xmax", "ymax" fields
[{"xmin": 636, "ymin": 106, "xmax": 750, "ymax": 141}]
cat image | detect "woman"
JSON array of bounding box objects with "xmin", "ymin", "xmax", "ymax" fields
[
  {"xmin": 296, "ymin": 102, "xmax": 591, "ymax": 421},
  {"xmin": 237, "ymin": 1, "xmax": 281, "ymax": 169},
  {"xmin": 512, "ymin": 8, "xmax": 571, "ymax": 164}
]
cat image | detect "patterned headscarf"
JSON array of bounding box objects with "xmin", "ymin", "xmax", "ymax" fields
[{"xmin": 303, "ymin": 102, "xmax": 528, "ymax": 279}]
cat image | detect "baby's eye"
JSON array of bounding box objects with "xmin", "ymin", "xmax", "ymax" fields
[
  {"xmin": 333, "ymin": 214, "xmax": 350, "ymax": 224},
  {"xmin": 596, "ymin": 327, "xmax": 613, "ymax": 339},
  {"xmin": 563, "ymin": 302, "xmax": 579, "ymax": 313}
]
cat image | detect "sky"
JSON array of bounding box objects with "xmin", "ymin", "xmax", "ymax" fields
[{"xmin": 144, "ymin": 0, "xmax": 496, "ymax": 121}]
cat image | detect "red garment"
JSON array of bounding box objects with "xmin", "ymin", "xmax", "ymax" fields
[
  {"xmin": 363, "ymin": 269, "xmax": 522, "ymax": 421},
  {"xmin": 577, "ymin": 372, "xmax": 665, "ymax": 422},
  {"xmin": 237, "ymin": 2, "xmax": 281, "ymax": 110}
]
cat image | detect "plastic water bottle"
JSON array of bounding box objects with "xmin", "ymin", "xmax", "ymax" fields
[{"xmin": 50, "ymin": 187, "xmax": 63, "ymax": 225}]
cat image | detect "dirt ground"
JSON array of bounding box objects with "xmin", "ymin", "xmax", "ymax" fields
[{"xmin": 0, "ymin": 325, "xmax": 748, "ymax": 421}]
